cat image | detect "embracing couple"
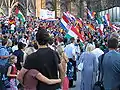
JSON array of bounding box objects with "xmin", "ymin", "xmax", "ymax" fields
[{"xmin": 17, "ymin": 27, "xmax": 64, "ymax": 90}]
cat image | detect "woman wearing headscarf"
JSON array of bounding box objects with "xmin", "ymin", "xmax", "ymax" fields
[{"xmin": 79, "ymin": 44, "xmax": 98, "ymax": 90}]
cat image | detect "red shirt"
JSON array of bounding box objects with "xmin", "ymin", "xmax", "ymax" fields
[{"xmin": 9, "ymin": 64, "xmax": 17, "ymax": 79}]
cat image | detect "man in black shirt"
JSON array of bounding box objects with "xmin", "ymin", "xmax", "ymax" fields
[
  {"xmin": 17, "ymin": 27, "xmax": 63, "ymax": 90},
  {"xmin": 13, "ymin": 42, "xmax": 25, "ymax": 70}
]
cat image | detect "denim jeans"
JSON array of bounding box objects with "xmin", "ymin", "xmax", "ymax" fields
[{"xmin": 0, "ymin": 73, "xmax": 5, "ymax": 90}]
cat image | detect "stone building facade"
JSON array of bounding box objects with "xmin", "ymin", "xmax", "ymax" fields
[{"xmin": 0, "ymin": 0, "xmax": 119, "ymax": 18}]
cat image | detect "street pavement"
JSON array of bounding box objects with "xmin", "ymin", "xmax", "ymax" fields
[{"xmin": 70, "ymin": 72, "xmax": 81, "ymax": 90}]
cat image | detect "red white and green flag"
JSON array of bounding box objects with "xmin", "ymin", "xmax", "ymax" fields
[
  {"xmin": 96, "ymin": 17, "xmax": 104, "ymax": 35},
  {"xmin": 65, "ymin": 26, "xmax": 85, "ymax": 42},
  {"xmin": 15, "ymin": 8, "xmax": 25, "ymax": 23}
]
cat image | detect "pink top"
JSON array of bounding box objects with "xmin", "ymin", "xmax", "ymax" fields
[{"xmin": 23, "ymin": 69, "xmax": 39, "ymax": 90}]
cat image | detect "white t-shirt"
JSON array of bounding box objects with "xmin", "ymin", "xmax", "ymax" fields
[
  {"xmin": 4, "ymin": 21, "xmax": 9, "ymax": 26},
  {"xmin": 11, "ymin": 24, "xmax": 15, "ymax": 30},
  {"xmin": 64, "ymin": 43, "xmax": 76, "ymax": 59},
  {"xmin": 92, "ymin": 48, "xmax": 104, "ymax": 58},
  {"xmin": 92, "ymin": 48, "xmax": 104, "ymax": 63},
  {"xmin": 12, "ymin": 45, "xmax": 18, "ymax": 52}
]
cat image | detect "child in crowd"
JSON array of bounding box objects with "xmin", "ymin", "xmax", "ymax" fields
[{"xmin": 7, "ymin": 55, "xmax": 18, "ymax": 90}]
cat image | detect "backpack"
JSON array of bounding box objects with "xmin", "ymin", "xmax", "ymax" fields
[
  {"xmin": 2, "ymin": 74, "xmax": 11, "ymax": 88},
  {"xmin": 1, "ymin": 63, "xmax": 11, "ymax": 88}
]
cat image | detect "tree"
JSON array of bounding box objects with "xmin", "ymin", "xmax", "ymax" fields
[
  {"xmin": 69, "ymin": 0, "xmax": 87, "ymax": 18},
  {"xmin": 66, "ymin": 0, "xmax": 120, "ymax": 17}
]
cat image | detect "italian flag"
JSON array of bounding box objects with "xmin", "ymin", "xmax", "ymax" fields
[
  {"xmin": 96, "ymin": 17, "xmax": 104, "ymax": 35},
  {"xmin": 15, "ymin": 8, "xmax": 25, "ymax": 23},
  {"xmin": 65, "ymin": 29, "xmax": 78, "ymax": 39}
]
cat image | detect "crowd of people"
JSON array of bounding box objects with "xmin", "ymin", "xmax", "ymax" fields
[{"xmin": 0, "ymin": 14, "xmax": 120, "ymax": 90}]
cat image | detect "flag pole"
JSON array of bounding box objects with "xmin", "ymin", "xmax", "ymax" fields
[
  {"xmin": 8, "ymin": 1, "xmax": 18, "ymax": 17},
  {"xmin": 27, "ymin": 0, "xmax": 29, "ymax": 16},
  {"xmin": 8, "ymin": 0, "xmax": 11, "ymax": 17}
]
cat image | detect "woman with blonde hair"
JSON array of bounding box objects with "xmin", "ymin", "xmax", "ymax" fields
[
  {"xmin": 78, "ymin": 43, "xmax": 97, "ymax": 90},
  {"xmin": 56, "ymin": 44, "xmax": 69, "ymax": 90},
  {"xmin": 57, "ymin": 44, "xmax": 69, "ymax": 74},
  {"xmin": 7, "ymin": 55, "xmax": 18, "ymax": 90}
]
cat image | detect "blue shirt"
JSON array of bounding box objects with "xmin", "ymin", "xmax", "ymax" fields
[
  {"xmin": 64, "ymin": 43, "xmax": 76, "ymax": 59},
  {"xmin": 0, "ymin": 46, "xmax": 9, "ymax": 65},
  {"xmin": 100, "ymin": 50, "xmax": 120, "ymax": 90}
]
